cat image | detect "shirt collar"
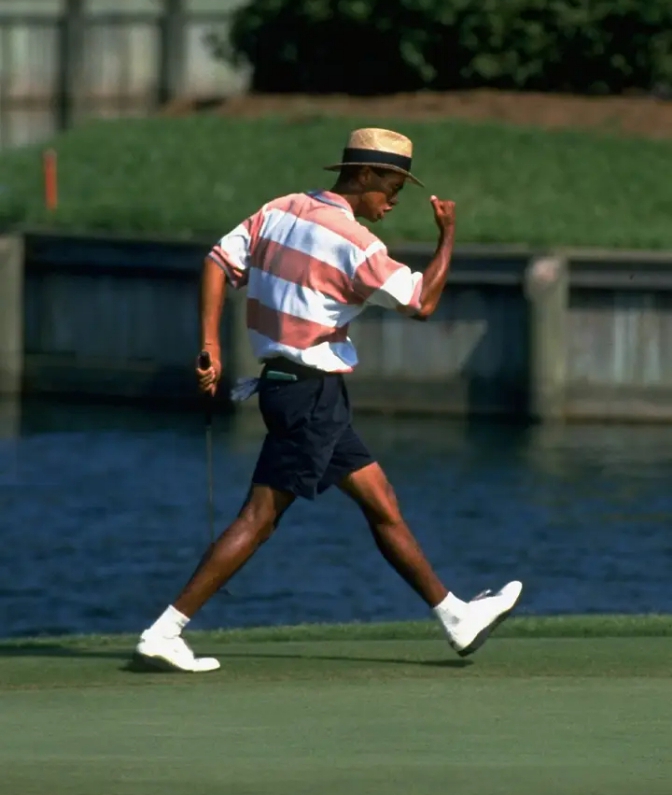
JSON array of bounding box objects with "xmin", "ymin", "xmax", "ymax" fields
[{"xmin": 306, "ymin": 190, "xmax": 355, "ymax": 218}]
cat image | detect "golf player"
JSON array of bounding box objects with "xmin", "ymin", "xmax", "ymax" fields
[{"xmin": 135, "ymin": 128, "xmax": 523, "ymax": 672}]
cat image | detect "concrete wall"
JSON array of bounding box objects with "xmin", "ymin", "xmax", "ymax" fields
[
  {"xmin": 5, "ymin": 231, "xmax": 672, "ymax": 421},
  {"xmin": 347, "ymin": 250, "xmax": 531, "ymax": 417},
  {"xmin": 0, "ymin": 235, "xmax": 23, "ymax": 396},
  {"xmin": 565, "ymin": 251, "xmax": 672, "ymax": 420},
  {"xmin": 20, "ymin": 233, "xmax": 204, "ymax": 402}
]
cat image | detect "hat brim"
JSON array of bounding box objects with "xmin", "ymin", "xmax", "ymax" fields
[{"xmin": 323, "ymin": 162, "xmax": 424, "ymax": 188}]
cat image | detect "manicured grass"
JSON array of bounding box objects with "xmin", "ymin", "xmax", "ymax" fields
[
  {"xmin": 1, "ymin": 114, "xmax": 671, "ymax": 248},
  {"xmin": 3, "ymin": 613, "xmax": 672, "ymax": 653},
  {"xmin": 1, "ymin": 618, "xmax": 671, "ymax": 794}
]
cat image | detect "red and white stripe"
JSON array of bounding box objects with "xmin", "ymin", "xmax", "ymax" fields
[{"xmin": 207, "ymin": 191, "xmax": 423, "ymax": 372}]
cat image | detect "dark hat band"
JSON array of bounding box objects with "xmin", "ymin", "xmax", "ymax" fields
[{"xmin": 342, "ymin": 147, "xmax": 412, "ymax": 172}]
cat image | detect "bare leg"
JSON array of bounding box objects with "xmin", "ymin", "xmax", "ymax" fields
[
  {"xmin": 135, "ymin": 484, "xmax": 295, "ymax": 672},
  {"xmin": 338, "ymin": 462, "xmax": 448, "ymax": 607},
  {"xmin": 173, "ymin": 484, "xmax": 294, "ymax": 617}
]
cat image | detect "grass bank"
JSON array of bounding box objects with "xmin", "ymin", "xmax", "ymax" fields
[{"xmin": 0, "ymin": 115, "xmax": 670, "ymax": 248}]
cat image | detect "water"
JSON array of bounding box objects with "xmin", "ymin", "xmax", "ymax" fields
[{"xmin": 1, "ymin": 397, "xmax": 672, "ymax": 639}]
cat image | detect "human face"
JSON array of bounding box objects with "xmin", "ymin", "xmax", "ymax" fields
[{"xmin": 357, "ymin": 169, "xmax": 407, "ymax": 223}]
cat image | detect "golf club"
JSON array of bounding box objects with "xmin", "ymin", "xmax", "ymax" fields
[
  {"xmin": 197, "ymin": 350, "xmax": 232, "ymax": 597},
  {"xmin": 197, "ymin": 351, "xmax": 216, "ymax": 546}
]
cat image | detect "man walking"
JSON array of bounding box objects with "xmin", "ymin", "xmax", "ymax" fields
[{"xmin": 135, "ymin": 128, "xmax": 522, "ymax": 672}]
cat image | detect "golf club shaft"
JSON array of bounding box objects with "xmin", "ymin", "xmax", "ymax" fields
[
  {"xmin": 205, "ymin": 413, "xmax": 214, "ymax": 546},
  {"xmin": 197, "ymin": 350, "xmax": 232, "ymax": 596},
  {"xmin": 197, "ymin": 350, "xmax": 215, "ymax": 547}
]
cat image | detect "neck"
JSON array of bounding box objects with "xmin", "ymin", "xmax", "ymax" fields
[{"xmin": 330, "ymin": 182, "xmax": 361, "ymax": 216}]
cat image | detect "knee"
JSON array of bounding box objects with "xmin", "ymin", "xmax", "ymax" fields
[
  {"xmin": 365, "ymin": 491, "xmax": 404, "ymax": 535},
  {"xmin": 360, "ymin": 483, "xmax": 404, "ymax": 533},
  {"xmin": 236, "ymin": 489, "xmax": 292, "ymax": 545},
  {"xmin": 370, "ymin": 515, "xmax": 405, "ymax": 539},
  {"xmin": 237, "ymin": 502, "xmax": 277, "ymax": 544}
]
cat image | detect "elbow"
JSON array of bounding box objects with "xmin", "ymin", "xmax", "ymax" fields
[
  {"xmin": 414, "ymin": 285, "xmax": 447, "ymax": 320},
  {"xmin": 413, "ymin": 302, "xmax": 435, "ymax": 321}
]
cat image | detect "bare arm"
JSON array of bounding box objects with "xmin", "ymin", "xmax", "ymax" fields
[
  {"xmin": 200, "ymin": 256, "xmax": 226, "ymax": 352},
  {"xmin": 197, "ymin": 256, "xmax": 227, "ymax": 395},
  {"xmin": 414, "ymin": 197, "xmax": 456, "ymax": 320},
  {"xmin": 196, "ymin": 211, "xmax": 255, "ymax": 394},
  {"xmin": 355, "ymin": 199, "xmax": 455, "ymax": 320}
]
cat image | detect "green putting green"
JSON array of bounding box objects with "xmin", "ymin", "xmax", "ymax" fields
[{"xmin": 1, "ymin": 618, "xmax": 670, "ymax": 795}]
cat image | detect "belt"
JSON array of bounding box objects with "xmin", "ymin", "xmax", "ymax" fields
[{"xmin": 261, "ymin": 357, "xmax": 329, "ymax": 381}]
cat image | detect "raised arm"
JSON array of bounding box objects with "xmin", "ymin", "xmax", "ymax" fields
[
  {"xmin": 351, "ymin": 196, "xmax": 456, "ymax": 320},
  {"xmin": 414, "ymin": 196, "xmax": 456, "ymax": 320}
]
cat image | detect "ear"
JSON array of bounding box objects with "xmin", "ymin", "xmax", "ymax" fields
[{"xmin": 358, "ymin": 166, "xmax": 375, "ymax": 188}]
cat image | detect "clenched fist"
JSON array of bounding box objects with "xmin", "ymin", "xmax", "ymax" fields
[{"xmin": 430, "ymin": 196, "xmax": 456, "ymax": 234}]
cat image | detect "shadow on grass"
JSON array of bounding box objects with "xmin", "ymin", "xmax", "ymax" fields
[
  {"xmin": 122, "ymin": 651, "xmax": 473, "ymax": 674},
  {"xmin": 0, "ymin": 644, "xmax": 473, "ymax": 670},
  {"xmin": 0, "ymin": 644, "xmax": 129, "ymax": 660}
]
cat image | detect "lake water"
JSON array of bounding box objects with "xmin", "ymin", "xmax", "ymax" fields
[{"xmin": 1, "ymin": 397, "xmax": 671, "ymax": 639}]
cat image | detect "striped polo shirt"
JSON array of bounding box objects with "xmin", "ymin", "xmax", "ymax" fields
[{"xmin": 207, "ymin": 190, "xmax": 423, "ymax": 372}]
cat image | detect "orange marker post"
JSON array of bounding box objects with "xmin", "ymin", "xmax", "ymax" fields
[{"xmin": 43, "ymin": 149, "xmax": 58, "ymax": 211}]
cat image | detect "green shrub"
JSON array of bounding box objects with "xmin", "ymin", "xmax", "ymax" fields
[{"xmin": 217, "ymin": 0, "xmax": 672, "ymax": 95}]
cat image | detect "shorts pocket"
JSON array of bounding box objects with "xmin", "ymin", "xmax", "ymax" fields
[{"xmin": 258, "ymin": 378, "xmax": 322, "ymax": 436}]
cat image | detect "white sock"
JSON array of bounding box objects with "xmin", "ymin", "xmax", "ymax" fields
[
  {"xmin": 147, "ymin": 605, "xmax": 190, "ymax": 638},
  {"xmin": 433, "ymin": 592, "xmax": 467, "ymax": 626}
]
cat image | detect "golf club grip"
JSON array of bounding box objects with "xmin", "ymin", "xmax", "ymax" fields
[{"xmin": 198, "ymin": 350, "xmax": 211, "ymax": 370}]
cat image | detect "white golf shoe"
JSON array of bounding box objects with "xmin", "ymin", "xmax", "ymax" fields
[
  {"xmin": 134, "ymin": 630, "xmax": 221, "ymax": 673},
  {"xmin": 442, "ymin": 581, "xmax": 523, "ymax": 657}
]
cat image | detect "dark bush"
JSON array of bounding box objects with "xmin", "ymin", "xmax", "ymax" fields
[{"xmin": 213, "ymin": 0, "xmax": 672, "ymax": 95}]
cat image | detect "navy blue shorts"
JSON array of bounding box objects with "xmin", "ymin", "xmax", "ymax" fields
[{"xmin": 251, "ymin": 366, "xmax": 374, "ymax": 500}]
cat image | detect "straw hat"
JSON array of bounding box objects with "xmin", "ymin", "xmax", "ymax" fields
[{"xmin": 324, "ymin": 128, "xmax": 424, "ymax": 187}]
